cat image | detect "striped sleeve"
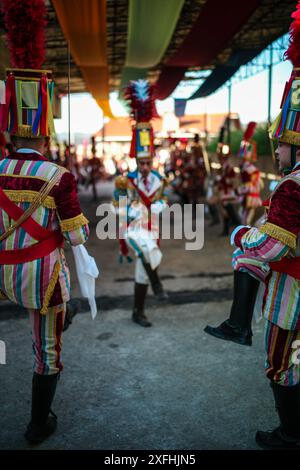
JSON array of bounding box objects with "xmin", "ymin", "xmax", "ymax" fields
[
  {"xmin": 240, "ymin": 227, "xmax": 290, "ymax": 262},
  {"xmin": 55, "ymin": 171, "xmax": 89, "ymax": 245}
]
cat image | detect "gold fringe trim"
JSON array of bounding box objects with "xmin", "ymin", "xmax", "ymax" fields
[
  {"xmin": 259, "ymin": 222, "xmax": 297, "ymax": 250},
  {"xmin": 15, "ymin": 124, "xmax": 52, "ymax": 138},
  {"xmin": 16, "ymin": 125, "xmax": 37, "ymax": 138},
  {"xmin": 6, "ymin": 67, "xmax": 53, "ymax": 77},
  {"xmin": 40, "ymin": 261, "xmax": 61, "ymax": 315},
  {"xmin": 60, "ymin": 213, "xmax": 89, "ymax": 232},
  {"xmin": 136, "ymin": 122, "xmax": 151, "ymax": 129},
  {"xmin": 279, "ymin": 129, "xmax": 300, "ymax": 146},
  {"xmin": 3, "ymin": 190, "xmax": 56, "ymax": 209},
  {"xmin": 0, "ymin": 174, "xmax": 49, "ymax": 181},
  {"xmin": 114, "ymin": 175, "xmax": 128, "ymax": 190}
]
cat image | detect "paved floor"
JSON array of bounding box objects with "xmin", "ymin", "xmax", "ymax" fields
[{"xmin": 0, "ymin": 182, "xmax": 276, "ymax": 450}]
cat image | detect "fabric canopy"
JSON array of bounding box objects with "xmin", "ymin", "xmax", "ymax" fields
[
  {"xmin": 52, "ymin": 0, "xmax": 113, "ymax": 117},
  {"xmin": 125, "ymin": 0, "xmax": 184, "ymax": 68},
  {"xmin": 120, "ymin": 0, "xmax": 184, "ymax": 95},
  {"xmin": 155, "ymin": 0, "xmax": 263, "ymax": 100},
  {"xmin": 190, "ymin": 48, "xmax": 261, "ymax": 99}
]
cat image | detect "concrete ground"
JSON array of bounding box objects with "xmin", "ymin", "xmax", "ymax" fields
[{"xmin": 0, "ymin": 182, "xmax": 277, "ymax": 450}]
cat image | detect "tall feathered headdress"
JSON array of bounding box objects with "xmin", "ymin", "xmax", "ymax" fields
[
  {"xmin": 0, "ymin": 0, "xmax": 55, "ymax": 138},
  {"xmin": 270, "ymin": 2, "xmax": 300, "ymax": 145},
  {"xmin": 124, "ymin": 80, "xmax": 159, "ymax": 159}
]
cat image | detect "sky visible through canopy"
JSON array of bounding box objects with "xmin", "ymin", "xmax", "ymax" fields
[{"xmin": 54, "ymin": 56, "xmax": 292, "ymax": 135}]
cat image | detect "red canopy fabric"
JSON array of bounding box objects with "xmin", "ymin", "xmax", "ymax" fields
[{"xmin": 155, "ymin": 0, "xmax": 262, "ymax": 100}]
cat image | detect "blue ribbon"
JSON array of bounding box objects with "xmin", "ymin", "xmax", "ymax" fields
[
  {"xmin": 276, "ymin": 88, "xmax": 291, "ymax": 137},
  {"xmin": 32, "ymin": 83, "xmax": 42, "ymax": 136}
]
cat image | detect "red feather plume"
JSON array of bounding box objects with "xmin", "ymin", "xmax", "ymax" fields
[
  {"xmin": 243, "ymin": 121, "xmax": 257, "ymax": 141},
  {"xmin": 1, "ymin": 0, "xmax": 47, "ymax": 69},
  {"xmin": 284, "ymin": 1, "xmax": 300, "ymax": 67},
  {"xmin": 124, "ymin": 80, "xmax": 159, "ymax": 123}
]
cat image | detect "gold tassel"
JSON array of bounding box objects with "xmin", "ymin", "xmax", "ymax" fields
[
  {"xmin": 259, "ymin": 222, "xmax": 296, "ymax": 250},
  {"xmin": 40, "ymin": 260, "xmax": 61, "ymax": 315}
]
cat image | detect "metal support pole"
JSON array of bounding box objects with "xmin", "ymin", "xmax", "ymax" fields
[
  {"xmin": 102, "ymin": 113, "xmax": 105, "ymax": 157},
  {"xmin": 67, "ymin": 42, "xmax": 71, "ymax": 171},
  {"xmin": 267, "ymin": 44, "xmax": 276, "ymax": 164},
  {"xmin": 268, "ymin": 44, "xmax": 273, "ymax": 126},
  {"xmin": 227, "ymin": 81, "xmax": 232, "ymax": 146}
]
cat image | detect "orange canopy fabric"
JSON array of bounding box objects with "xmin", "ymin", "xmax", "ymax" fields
[{"xmin": 52, "ymin": 0, "xmax": 113, "ymax": 117}]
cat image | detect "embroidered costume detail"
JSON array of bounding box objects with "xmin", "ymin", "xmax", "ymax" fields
[
  {"xmin": 3, "ymin": 190, "xmax": 56, "ymax": 208},
  {"xmin": 40, "ymin": 260, "xmax": 61, "ymax": 315},
  {"xmin": 259, "ymin": 222, "xmax": 296, "ymax": 250}
]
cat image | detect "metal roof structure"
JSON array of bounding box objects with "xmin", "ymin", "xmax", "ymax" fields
[{"xmin": 0, "ymin": 0, "xmax": 297, "ymax": 97}]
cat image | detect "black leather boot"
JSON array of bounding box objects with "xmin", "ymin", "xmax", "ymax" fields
[
  {"xmin": 132, "ymin": 283, "xmax": 152, "ymax": 327},
  {"xmin": 140, "ymin": 259, "xmax": 168, "ymax": 300},
  {"xmin": 256, "ymin": 382, "xmax": 300, "ymax": 450},
  {"xmin": 24, "ymin": 372, "xmax": 59, "ymax": 445},
  {"xmin": 204, "ymin": 271, "xmax": 260, "ymax": 346}
]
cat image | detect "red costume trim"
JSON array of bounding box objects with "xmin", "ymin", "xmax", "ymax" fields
[
  {"xmin": 0, "ymin": 187, "xmax": 63, "ymax": 264},
  {"xmin": 0, "ymin": 187, "xmax": 51, "ymax": 240},
  {"xmin": 270, "ymin": 258, "xmax": 300, "ymax": 281},
  {"xmin": 127, "ymin": 177, "xmax": 155, "ymax": 209},
  {"xmin": 0, "ymin": 231, "xmax": 63, "ymax": 265}
]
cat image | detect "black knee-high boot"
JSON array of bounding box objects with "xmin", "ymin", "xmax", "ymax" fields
[
  {"xmin": 140, "ymin": 259, "xmax": 168, "ymax": 300},
  {"xmin": 24, "ymin": 372, "xmax": 59, "ymax": 444},
  {"xmin": 132, "ymin": 283, "xmax": 152, "ymax": 327},
  {"xmin": 256, "ymin": 382, "xmax": 300, "ymax": 449},
  {"xmin": 204, "ymin": 271, "xmax": 260, "ymax": 346}
]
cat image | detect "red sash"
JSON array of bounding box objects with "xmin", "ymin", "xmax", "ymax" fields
[
  {"xmin": 119, "ymin": 177, "xmax": 160, "ymax": 256},
  {"xmin": 0, "ymin": 188, "xmax": 63, "ymax": 264},
  {"xmin": 127, "ymin": 177, "xmax": 157, "ymax": 209},
  {"xmin": 270, "ymin": 258, "xmax": 300, "ymax": 281}
]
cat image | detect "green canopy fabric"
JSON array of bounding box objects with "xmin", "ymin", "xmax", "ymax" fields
[
  {"xmin": 125, "ymin": 0, "xmax": 184, "ymax": 68},
  {"xmin": 120, "ymin": 0, "xmax": 184, "ymax": 96}
]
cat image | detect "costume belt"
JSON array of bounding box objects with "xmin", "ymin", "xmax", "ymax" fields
[
  {"xmin": 270, "ymin": 257, "xmax": 300, "ymax": 281},
  {"xmin": 0, "ymin": 231, "xmax": 64, "ymax": 264}
]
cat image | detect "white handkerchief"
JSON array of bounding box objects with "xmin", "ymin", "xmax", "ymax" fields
[{"xmin": 72, "ymin": 245, "xmax": 100, "ymax": 319}]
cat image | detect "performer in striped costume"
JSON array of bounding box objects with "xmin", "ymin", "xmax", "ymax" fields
[
  {"xmin": 205, "ymin": 4, "xmax": 300, "ymax": 449},
  {"xmin": 112, "ymin": 80, "xmax": 168, "ymax": 327},
  {"xmin": 0, "ymin": 68, "xmax": 89, "ymax": 444},
  {"xmin": 0, "ymin": 17, "xmax": 89, "ymax": 444}
]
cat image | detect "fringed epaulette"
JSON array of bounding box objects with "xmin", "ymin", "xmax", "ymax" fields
[{"xmin": 259, "ymin": 222, "xmax": 297, "ymax": 250}]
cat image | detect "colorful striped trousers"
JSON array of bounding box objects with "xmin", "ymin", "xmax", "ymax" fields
[
  {"xmin": 28, "ymin": 303, "xmax": 66, "ymax": 375},
  {"xmin": 265, "ymin": 320, "xmax": 300, "ymax": 386}
]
